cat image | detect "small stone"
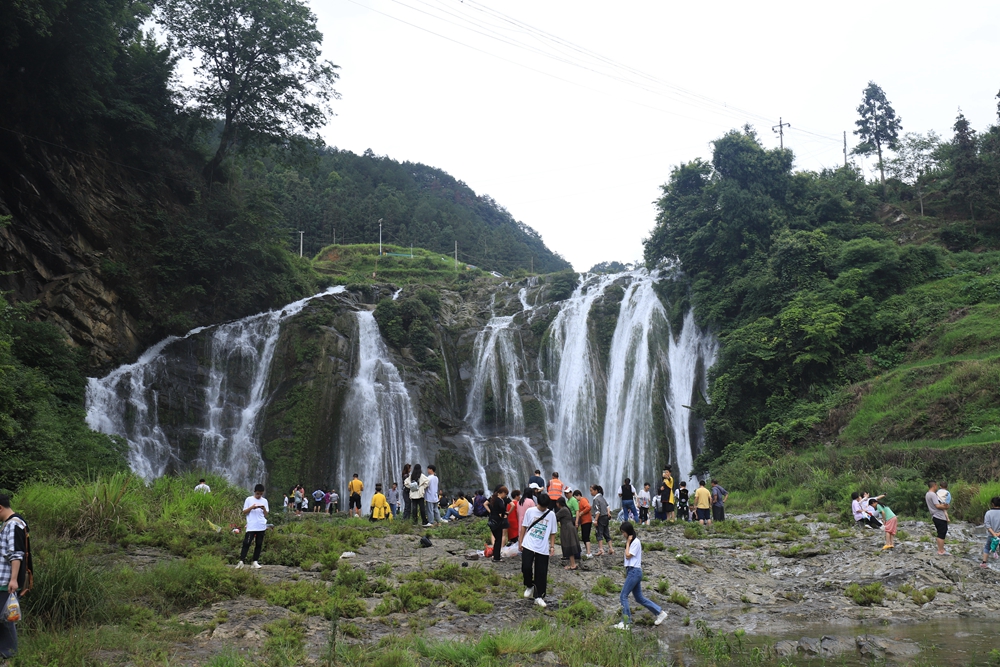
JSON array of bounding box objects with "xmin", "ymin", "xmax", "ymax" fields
[
  {"xmin": 540, "ymin": 651, "xmax": 559, "ymax": 664},
  {"xmin": 773, "ymin": 641, "xmax": 797, "ymax": 657}
]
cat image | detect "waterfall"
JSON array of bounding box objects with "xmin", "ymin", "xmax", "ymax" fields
[
  {"xmin": 463, "ymin": 314, "xmax": 541, "ymax": 492},
  {"xmin": 336, "ymin": 310, "xmax": 421, "ymax": 509},
  {"xmin": 86, "ymin": 287, "xmax": 341, "ymax": 488},
  {"xmin": 667, "ymin": 310, "xmax": 719, "ymax": 487},
  {"xmin": 538, "ymin": 274, "xmax": 614, "ymax": 489}
]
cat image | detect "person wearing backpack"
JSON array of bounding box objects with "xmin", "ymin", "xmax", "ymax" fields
[{"xmin": 0, "ymin": 494, "xmax": 29, "ymax": 658}]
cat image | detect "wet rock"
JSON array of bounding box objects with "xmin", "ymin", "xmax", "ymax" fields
[
  {"xmin": 819, "ymin": 635, "xmax": 854, "ymax": 657},
  {"xmin": 856, "ymin": 634, "xmax": 921, "ymax": 657},
  {"xmin": 798, "ymin": 637, "xmax": 821, "ymax": 654},
  {"xmin": 540, "ymin": 651, "xmax": 559, "ymax": 664},
  {"xmin": 773, "ymin": 640, "xmax": 797, "ymax": 657}
]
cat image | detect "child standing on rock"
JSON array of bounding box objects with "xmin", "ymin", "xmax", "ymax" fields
[{"xmin": 871, "ymin": 498, "xmax": 897, "ymax": 550}]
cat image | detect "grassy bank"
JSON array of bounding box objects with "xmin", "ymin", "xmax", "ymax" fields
[{"xmin": 313, "ymin": 244, "xmax": 499, "ymax": 285}]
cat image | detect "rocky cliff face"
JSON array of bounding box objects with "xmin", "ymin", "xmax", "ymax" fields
[{"xmin": 0, "ymin": 133, "xmax": 147, "ymax": 366}]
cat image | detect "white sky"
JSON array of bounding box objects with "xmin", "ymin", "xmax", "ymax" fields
[{"xmin": 310, "ymin": 0, "xmax": 1000, "ymax": 271}]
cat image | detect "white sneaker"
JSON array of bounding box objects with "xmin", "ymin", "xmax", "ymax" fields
[
  {"xmin": 423, "ymin": 523, "xmax": 434, "ymax": 527},
  {"xmin": 613, "ymin": 621, "xmax": 629, "ymax": 630},
  {"xmin": 234, "ymin": 561, "xmax": 245, "ymax": 569},
  {"xmin": 534, "ymin": 597, "xmax": 546, "ymax": 608},
  {"xmin": 654, "ymin": 610, "xmax": 669, "ymax": 626},
  {"xmin": 440, "ymin": 518, "xmax": 449, "ymax": 523},
  {"xmin": 585, "ymin": 553, "xmax": 593, "ymax": 559},
  {"xmin": 523, "ymin": 586, "xmax": 534, "ymax": 599},
  {"xmin": 251, "ymin": 561, "xmax": 262, "ymax": 569}
]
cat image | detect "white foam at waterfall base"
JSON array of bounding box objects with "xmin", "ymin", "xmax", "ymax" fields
[
  {"xmin": 336, "ymin": 310, "xmax": 421, "ymax": 509},
  {"xmin": 538, "ymin": 273, "xmax": 615, "ymax": 487},
  {"xmin": 85, "ymin": 287, "xmax": 343, "ymax": 489}
]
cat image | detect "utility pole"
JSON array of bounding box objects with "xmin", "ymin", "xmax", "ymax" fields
[
  {"xmin": 298, "ymin": 231, "xmax": 304, "ymax": 258},
  {"xmin": 410, "ymin": 244, "xmax": 413, "ymax": 259},
  {"xmin": 378, "ymin": 218, "xmax": 383, "ymax": 255},
  {"xmin": 530, "ymin": 257, "xmax": 533, "ymax": 274},
  {"xmin": 772, "ymin": 117, "xmax": 790, "ymax": 150},
  {"xmin": 454, "ymin": 241, "xmax": 458, "ymax": 272},
  {"xmin": 843, "ymin": 131, "xmax": 848, "ymax": 168}
]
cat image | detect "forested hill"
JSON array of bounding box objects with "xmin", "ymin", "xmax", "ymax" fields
[
  {"xmin": 644, "ymin": 88, "xmax": 1000, "ymax": 516},
  {"xmin": 269, "ymin": 148, "xmax": 570, "ymax": 274}
]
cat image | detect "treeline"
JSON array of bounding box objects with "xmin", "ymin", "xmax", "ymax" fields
[
  {"xmin": 265, "ymin": 147, "xmax": 569, "ymax": 274},
  {"xmin": 644, "ymin": 86, "xmax": 1000, "ymax": 471}
]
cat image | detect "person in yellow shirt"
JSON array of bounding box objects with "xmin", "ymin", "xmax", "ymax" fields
[
  {"xmin": 441, "ymin": 493, "xmax": 471, "ymax": 521},
  {"xmin": 347, "ymin": 474, "xmax": 364, "ymax": 518},
  {"xmin": 661, "ymin": 468, "xmax": 676, "ymax": 521},
  {"xmin": 693, "ymin": 480, "xmax": 713, "ymax": 526},
  {"xmin": 370, "ymin": 484, "xmax": 391, "ymax": 521}
]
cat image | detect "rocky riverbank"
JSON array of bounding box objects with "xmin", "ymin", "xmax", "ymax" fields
[{"xmin": 131, "ymin": 512, "xmax": 1000, "ymax": 665}]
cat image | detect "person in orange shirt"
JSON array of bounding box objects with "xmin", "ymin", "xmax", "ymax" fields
[
  {"xmin": 547, "ymin": 472, "xmax": 564, "ymax": 501},
  {"xmin": 573, "ymin": 489, "xmax": 593, "ymax": 559}
]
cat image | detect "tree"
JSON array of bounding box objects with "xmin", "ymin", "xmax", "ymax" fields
[
  {"xmin": 160, "ymin": 0, "xmax": 340, "ymax": 179},
  {"xmin": 949, "ymin": 111, "xmax": 982, "ymax": 222},
  {"xmin": 852, "ymin": 81, "xmax": 902, "ymax": 191},
  {"xmin": 887, "ymin": 131, "xmax": 940, "ymax": 216}
]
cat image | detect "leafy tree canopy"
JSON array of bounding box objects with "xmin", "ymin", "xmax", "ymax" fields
[{"xmin": 852, "ymin": 81, "xmax": 902, "ymax": 189}]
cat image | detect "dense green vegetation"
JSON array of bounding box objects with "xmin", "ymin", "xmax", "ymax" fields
[
  {"xmin": 0, "ymin": 296, "xmax": 126, "ymax": 490},
  {"xmin": 644, "ymin": 86, "xmax": 1000, "ymax": 513}
]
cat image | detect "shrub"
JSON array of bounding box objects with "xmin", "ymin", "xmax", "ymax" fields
[
  {"xmin": 556, "ymin": 599, "xmax": 601, "ymax": 627},
  {"xmin": 668, "ymin": 591, "xmax": 690, "ymax": 608},
  {"xmin": 845, "ymin": 582, "xmax": 884, "ymax": 606},
  {"xmin": 137, "ymin": 555, "xmax": 265, "ymax": 612},
  {"xmin": 591, "ymin": 576, "xmax": 616, "ymax": 596},
  {"xmin": 22, "ymin": 550, "xmax": 113, "ymax": 629},
  {"xmin": 448, "ymin": 585, "xmax": 492, "ymax": 614}
]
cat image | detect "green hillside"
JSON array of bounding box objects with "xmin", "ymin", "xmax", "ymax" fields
[{"xmin": 312, "ymin": 243, "xmax": 498, "ymax": 285}]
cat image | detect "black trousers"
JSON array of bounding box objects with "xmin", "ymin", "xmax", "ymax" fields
[
  {"xmin": 521, "ymin": 547, "xmax": 550, "ymax": 598},
  {"xmin": 490, "ymin": 522, "xmax": 505, "ymax": 560},
  {"xmin": 403, "ymin": 495, "xmax": 412, "ymax": 519},
  {"xmin": 411, "ymin": 497, "xmax": 427, "ymax": 524},
  {"xmin": 240, "ymin": 530, "xmax": 264, "ymax": 563}
]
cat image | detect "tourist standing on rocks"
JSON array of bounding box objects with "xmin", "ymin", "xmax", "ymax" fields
[
  {"xmin": 488, "ymin": 486, "xmax": 509, "ymax": 561},
  {"xmin": 425, "ymin": 466, "xmax": 441, "ymax": 527},
  {"xmin": 528, "ymin": 469, "xmax": 545, "ymax": 490},
  {"xmin": 236, "ymin": 484, "xmax": 269, "ymax": 570},
  {"xmin": 505, "ymin": 490, "xmax": 521, "ymax": 544},
  {"xmin": 408, "ymin": 465, "xmax": 429, "ymax": 525},
  {"xmin": 311, "ymin": 488, "xmax": 325, "ymax": 513},
  {"xmin": 574, "ymin": 490, "xmax": 593, "ymax": 559},
  {"xmin": 619, "ymin": 478, "xmax": 638, "ymax": 523},
  {"xmin": 694, "ymin": 480, "xmax": 712, "ymax": 525},
  {"xmin": 871, "ymin": 498, "xmax": 897, "ymax": 550},
  {"xmin": 926, "ymin": 481, "xmax": 949, "ymax": 555},
  {"xmin": 613, "ymin": 521, "xmax": 668, "ymax": 630},
  {"xmin": 637, "ymin": 483, "xmax": 651, "ymax": 525},
  {"xmin": 519, "ymin": 493, "xmax": 558, "ymax": 608},
  {"xmin": 0, "ymin": 494, "xmax": 26, "ymax": 659},
  {"xmin": 401, "ymin": 465, "xmax": 412, "ymax": 519},
  {"xmin": 194, "ymin": 479, "xmax": 211, "ymax": 493},
  {"xmin": 555, "ymin": 497, "xmax": 580, "ymax": 570},
  {"xmin": 937, "ymin": 482, "xmax": 952, "ymax": 522},
  {"xmin": 981, "ymin": 496, "xmax": 1000, "ymax": 568},
  {"xmin": 676, "ymin": 482, "xmax": 690, "ymax": 522},
  {"xmin": 293, "ymin": 486, "xmax": 303, "ymax": 516},
  {"xmin": 564, "ymin": 487, "xmax": 578, "ymax": 520},
  {"xmin": 547, "ymin": 472, "xmax": 565, "ymax": 502},
  {"xmin": 711, "ymin": 480, "xmax": 728, "ymax": 522},
  {"xmin": 328, "ymin": 490, "xmax": 339, "ymax": 515},
  {"xmin": 591, "ymin": 485, "xmax": 614, "ymax": 556},
  {"xmin": 386, "ymin": 483, "xmax": 399, "ymax": 518},
  {"xmin": 661, "ymin": 468, "xmax": 676, "ymax": 521},
  {"xmin": 347, "ymin": 474, "xmax": 364, "ymax": 519}
]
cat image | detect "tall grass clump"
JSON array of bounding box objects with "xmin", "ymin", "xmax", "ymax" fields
[
  {"xmin": 136, "ymin": 555, "xmax": 265, "ymax": 612},
  {"xmin": 76, "ymin": 472, "xmax": 147, "ymax": 540},
  {"xmin": 22, "ymin": 550, "xmax": 113, "ymax": 629}
]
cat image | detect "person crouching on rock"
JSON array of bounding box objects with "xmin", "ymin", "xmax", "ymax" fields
[{"xmin": 370, "ymin": 484, "xmax": 391, "ymax": 521}]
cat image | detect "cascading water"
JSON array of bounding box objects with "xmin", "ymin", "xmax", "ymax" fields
[
  {"xmin": 463, "ymin": 310, "xmax": 541, "ymax": 492},
  {"xmin": 537, "ymin": 274, "xmax": 614, "ymax": 488},
  {"xmin": 86, "ymin": 287, "xmax": 341, "ymax": 488},
  {"xmin": 336, "ymin": 310, "xmax": 422, "ymax": 509}
]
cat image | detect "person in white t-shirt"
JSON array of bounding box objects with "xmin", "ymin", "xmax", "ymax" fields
[
  {"xmin": 236, "ymin": 484, "xmax": 269, "ymax": 569},
  {"xmin": 194, "ymin": 479, "xmax": 211, "ymax": 493},
  {"xmin": 518, "ymin": 493, "xmax": 558, "ymax": 607},
  {"xmin": 614, "ymin": 521, "xmax": 668, "ymax": 630}
]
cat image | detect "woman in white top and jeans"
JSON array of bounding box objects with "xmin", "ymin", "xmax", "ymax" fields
[{"xmin": 614, "ymin": 521, "xmax": 668, "ymax": 629}]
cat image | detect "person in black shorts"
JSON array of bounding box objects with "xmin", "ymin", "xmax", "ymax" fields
[{"xmin": 676, "ymin": 482, "xmax": 689, "ymax": 522}]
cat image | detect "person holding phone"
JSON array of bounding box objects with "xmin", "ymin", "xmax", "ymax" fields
[
  {"xmin": 614, "ymin": 521, "xmax": 668, "ymax": 630},
  {"xmin": 236, "ymin": 484, "xmax": 269, "ymax": 569}
]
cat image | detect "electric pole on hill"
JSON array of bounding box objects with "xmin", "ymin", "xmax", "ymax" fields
[
  {"xmin": 298, "ymin": 231, "xmax": 304, "ymax": 258},
  {"xmin": 772, "ymin": 117, "xmax": 790, "ymax": 150},
  {"xmin": 843, "ymin": 131, "xmax": 848, "ymax": 168},
  {"xmin": 378, "ymin": 218, "xmax": 383, "ymax": 255},
  {"xmin": 454, "ymin": 241, "xmax": 458, "ymax": 272}
]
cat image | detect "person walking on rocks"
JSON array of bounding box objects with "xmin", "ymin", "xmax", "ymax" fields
[
  {"xmin": 694, "ymin": 480, "xmax": 712, "ymax": 526},
  {"xmin": 236, "ymin": 484, "xmax": 269, "ymax": 569},
  {"xmin": 676, "ymin": 482, "xmax": 690, "ymax": 522},
  {"xmin": 980, "ymin": 496, "xmax": 1000, "ymax": 568},
  {"xmin": 328, "ymin": 489, "xmax": 339, "ymax": 515},
  {"xmin": 619, "ymin": 478, "xmax": 639, "ymax": 523},
  {"xmin": 591, "ymin": 485, "xmax": 614, "ymax": 556},
  {"xmin": 408, "ymin": 465, "xmax": 429, "ymax": 525},
  {"xmin": 926, "ymin": 481, "xmax": 949, "ymax": 555},
  {"xmin": 487, "ymin": 486, "xmax": 509, "ymax": 560},
  {"xmin": 710, "ymin": 480, "xmax": 728, "ymax": 523},
  {"xmin": 574, "ymin": 489, "xmax": 593, "ymax": 559},
  {"xmin": 637, "ymin": 483, "xmax": 651, "ymax": 525},
  {"xmin": 556, "ymin": 497, "xmax": 580, "ymax": 570},
  {"xmin": 519, "ymin": 493, "xmax": 558, "ymax": 607},
  {"xmin": 347, "ymin": 474, "xmax": 364, "ymax": 518},
  {"xmin": 613, "ymin": 522, "xmax": 668, "ymax": 630}
]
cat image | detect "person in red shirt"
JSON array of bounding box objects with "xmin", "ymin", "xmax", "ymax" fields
[
  {"xmin": 506, "ymin": 489, "xmax": 521, "ymax": 546},
  {"xmin": 573, "ymin": 489, "xmax": 593, "ymax": 559}
]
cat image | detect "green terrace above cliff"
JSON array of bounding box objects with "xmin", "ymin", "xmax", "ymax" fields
[{"xmin": 312, "ymin": 243, "xmax": 497, "ymax": 285}]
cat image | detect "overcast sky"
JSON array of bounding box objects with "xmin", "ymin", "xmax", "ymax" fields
[{"xmin": 309, "ymin": 0, "xmax": 1000, "ymax": 271}]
